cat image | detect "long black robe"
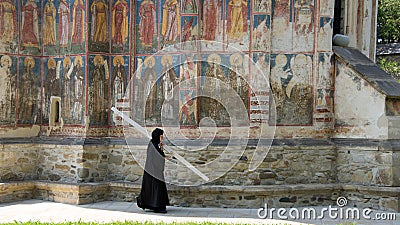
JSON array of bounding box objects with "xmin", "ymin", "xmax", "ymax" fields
[{"xmin": 136, "ymin": 141, "xmax": 170, "ymax": 211}]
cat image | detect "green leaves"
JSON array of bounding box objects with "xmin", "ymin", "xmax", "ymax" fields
[
  {"xmin": 377, "ymin": 0, "xmax": 400, "ymax": 43},
  {"xmin": 377, "ymin": 57, "xmax": 400, "ymax": 80}
]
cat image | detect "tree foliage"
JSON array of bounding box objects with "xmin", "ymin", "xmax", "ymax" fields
[
  {"xmin": 377, "ymin": 0, "xmax": 400, "ymax": 43},
  {"xmin": 377, "ymin": 57, "xmax": 400, "ymax": 81}
]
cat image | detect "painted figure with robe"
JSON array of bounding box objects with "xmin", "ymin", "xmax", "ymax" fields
[
  {"xmin": 182, "ymin": 0, "xmax": 197, "ymax": 13},
  {"xmin": 285, "ymin": 54, "xmax": 312, "ymax": 124},
  {"xmin": 62, "ymin": 57, "xmax": 73, "ymax": 121},
  {"xmin": 44, "ymin": 58, "xmax": 61, "ymax": 122},
  {"xmin": 0, "ymin": 55, "xmax": 15, "ymax": 123},
  {"xmin": 91, "ymin": 0, "xmax": 108, "ymax": 44},
  {"xmin": 160, "ymin": 55, "xmax": 178, "ymax": 121},
  {"xmin": 202, "ymin": 0, "xmax": 221, "ymax": 41},
  {"xmin": 161, "ymin": 0, "xmax": 180, "ymax": 46},
  {"xmin": 294, "ymin": 0, "xmax": 314, "ymax": 35},
  {"xmin": 43, "ymin": 0, "xmax": 57, "ymax": 46},
  {"xmin": 111, "ymin": 56, "xmax": 127, "ymax": 106},
  {"xmin": 228, "ymin": 53, "xmax": 248, "ymax": 112},
  {"xmin": 138, "ymin": 0, "xmax": 156, "ymax": 50},
  {"xmin": 227, "ymin": 0, "xmax": 248, "ymax": 43},
  {"xmin": 179, "ymin": 90, "xmax": 197, "ymax": 125},
  {"xmin": 201, "ymin": 54, "xmax": 229, "ymax": 125},
  {"xmin": 253, "ymin": 15, "xmax": 270, "ymax": 50},
  {"xmin": 0, "ymin": 0, "xmax": 17, "ymax": 45},
  {"xmin": 254, "ymin": 0, "xmax": 270, "ymax": 12},
  {"xmin": 182, "ymin": 17, "xmax": 194, "ymax": 47},
  {"xmin": 58, "ymin": 0, "xmax": 70, "ymax": 51},
  {"xmin": 72, "ymin": 0, "xmax": 85, "ymax": 49},
  {"xmin": 180, "ymin": 55, "xmax": 197, "ymax": 88},
  {"xmin": 19, "ymin": 57, "xmax": 39, "ymax": 124},
  {"xmin": 72, "ymin": 56, "xmax": 84, "ymax": 123},
  {"xmin": 21, "ymin": 0, "xmax": 39, "ymax": 49},
  {"xmin": 90, "ymin": 55, "xmax": 108, "ymax": 125},
  {"xmin": 141, "ymin": 57, "xmax": 159, "ymax": 122},
  {"xmin": 112, "ymin": 0, "xmax": 128, "ymax": 50}
]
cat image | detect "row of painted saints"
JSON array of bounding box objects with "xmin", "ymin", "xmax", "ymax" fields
[
  {"xmin": 137, "ymin": 0, "xmax": 271, "ymax": 52},
  {"xmin": 0, "ymin": 0, "xmax": 127, "ymax": 53},
  {"xmin": 19, "ymin": 0, "xmax": 86, "ymax": 53},
  {"xmin": 135, "ymin": 53, "xmax": 250, "ymax": 126},
  {"xmin": 0, "ymin": 54, "xmax": 128, "ymax": 126},
  {"xmin": 42, "ymin": 56, "xmax": 85, "ymax": 125}
]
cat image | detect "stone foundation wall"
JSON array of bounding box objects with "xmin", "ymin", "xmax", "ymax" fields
[
  {"xmin": 0, "ymin": 138, "xmax": 399, "ymax": 212},
  {"xmin": 336, "ymin": 139, "xmax": 400, "ymax": 186},
  {"xmin": 38, "ymin": 144, "xmax": 83, "ymax": 182},
  {"xmin": 0, "ymin": 144, "xmax": 38, "ymax": 181}
]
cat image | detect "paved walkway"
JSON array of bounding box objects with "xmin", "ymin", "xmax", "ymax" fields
[{"xmin": 0, "ymin": 200, "xmax": 399, "ymax": 225}]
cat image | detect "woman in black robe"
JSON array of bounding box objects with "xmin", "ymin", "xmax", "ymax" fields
[{"xmin": 136, "ymin": 128, "xmax": 170, "ymax": 213}]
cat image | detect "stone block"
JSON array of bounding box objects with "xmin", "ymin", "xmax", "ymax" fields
[
  {"xmin": 78, "ymin": 168, "xmax": 89, "ymax": 178},
  {"xmin": 109, "ymin": 155, "xmax": 123, "ymax": 165}
]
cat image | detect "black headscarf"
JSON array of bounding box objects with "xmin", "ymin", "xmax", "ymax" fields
[
  {"xmin": 151, "ymin": 128, "xmax": 164, "ymax": 146},
  {"xmin": 145, "ymin": 128, "xmax": 166, "ymax": 181}
]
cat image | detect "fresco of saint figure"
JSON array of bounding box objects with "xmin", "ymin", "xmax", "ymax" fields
[
  {"xmin": 179, "ymin": 90, "xmax": 197, "ymax": 125},
  {"xmin": 317, "ymin": 53, "xmax": 333, "ymax": 109},
  {"xmin": 161, "ymin": 0, "xmax": 180, "ymax": 46},
  {"xmin": 58, "ymin": 0, "xmax": 70, "ymax": 52},
  {"xmin": 252, "ymin": 53, "xmax": 270, "ymax": 92},
  {"xmin": 227, "ymin": 0, "xmax": 248, "ymax": 43},
  {"xmin": 182, "ymin": 0, "xmax": 197, "ymax": 13},
  {"xmin": 229, "ymin": 53, "xmax": 248, "ymax": 111},
  {"xmin": 286, "ymin": 54, "xmax": 312, "ymax": 124},
  {"xmin": 271, "ymin": 0, "xmax": 292, "ymax": 51},
  {"xmin": 72, "ymin": 56, "xmax": 84, "ymax": 123},
  {"xmin": 62, "ymin": 57, "xmax": 74, "ymax": 121},
  {"xmin": 44, "ymin": 58, "xmax": 61, "ymax": 122},
  {"xmin": 90, "ymin": 55, "xmax": 108, "ymax": 125},
  {"xmin": 253, "ymin": 15, "xmax": 270, "ymax": 50},
  {"xmin": 0, "ymin": 0, "xmax": 17, "ymax": 45},
  {"xmin": 0, "ymin": 55, "xmax": 15, "ymax": 124},
  {"xmin": 111, "ymin": 56, "xmax": 127, "ymax": 105},
  {"xmin": 182, "ymin": 17, "xmax": 194, "ymax": 46},
  {"xmin": 21, "ymin": 0, "xmax": 40, "ymax": 49},
  {"xmin": 294, "ymin": 0, "xmax": 314, "ymax": 35},
  {"xmin": 142, "ymin": 57, "xmax": 158, "ymax": 121},
  {"xmin": 254, "ymin": 0, "xmax": 270, "ymax": 12},
  {"xmin": 138, "ymin": 0, "xmax": 156, "ymax": 50},
  {"xmin": 160, "ymin": 55, "xmax": 178, "ymax": 120},
  {"xmin": 180, "ymin": 55, "xmax": 197, "ymax": 88},
  {"xmin": 320, "ymin": 0, "xmax": 334, "ymax": 16},
  {"xmin": 202, "ymin": 0, "xmax": 221, "ymax": 41},
  {"xmin": 91, "ymin": 0, "xmax": 108, "ymax": 44},
  {"xmin": 112, "ymin": 0, "xmax": 128, "ymax": 50},
  {"xmin": 201, "ymin": 54, "xmax": 229, "ymax": 125},
  {"xmin": 19, "ymin": 57, "xmax": 39, "ymax": 124},
  {"xmin": 318, "ymin": 17, "xmax": 333, "ymax": 51},
  {"xmin": 72, "ymin": 0, "xmax": 85, "ymax": 50},
  {"xmin": 270, "ymin": 54, "xmax": 290, "ymax": 119},
  {"xmin": 43, "ymin": 0, "xmax": 57, "ymax": 46}
]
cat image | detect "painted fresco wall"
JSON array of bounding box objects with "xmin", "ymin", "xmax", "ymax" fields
[{"xmin": 0, "ymin": 0, "xmax": 340, "ymax": 137}]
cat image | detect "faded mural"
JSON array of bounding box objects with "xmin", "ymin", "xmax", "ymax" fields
[
  {"xmin": 0, "ymin": 55, "xmax": 16, "ymax": 125},
  {"xmin": 0, "ymin": 0, "xmax": 336, "ymax": 131}
]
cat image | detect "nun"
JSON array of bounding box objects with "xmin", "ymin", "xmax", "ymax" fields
[{"xmin": 136, "ymin": 128, "xmax": 170, "ymax": 213}]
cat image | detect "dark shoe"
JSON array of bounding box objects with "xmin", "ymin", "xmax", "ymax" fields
[
  {"xmin": 154, "ymin": 209, "xmax": 167, "ymax": 214},
  {"xmin": 136, "ymin": 196, "xmax": 145, "ymax": 210}
]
